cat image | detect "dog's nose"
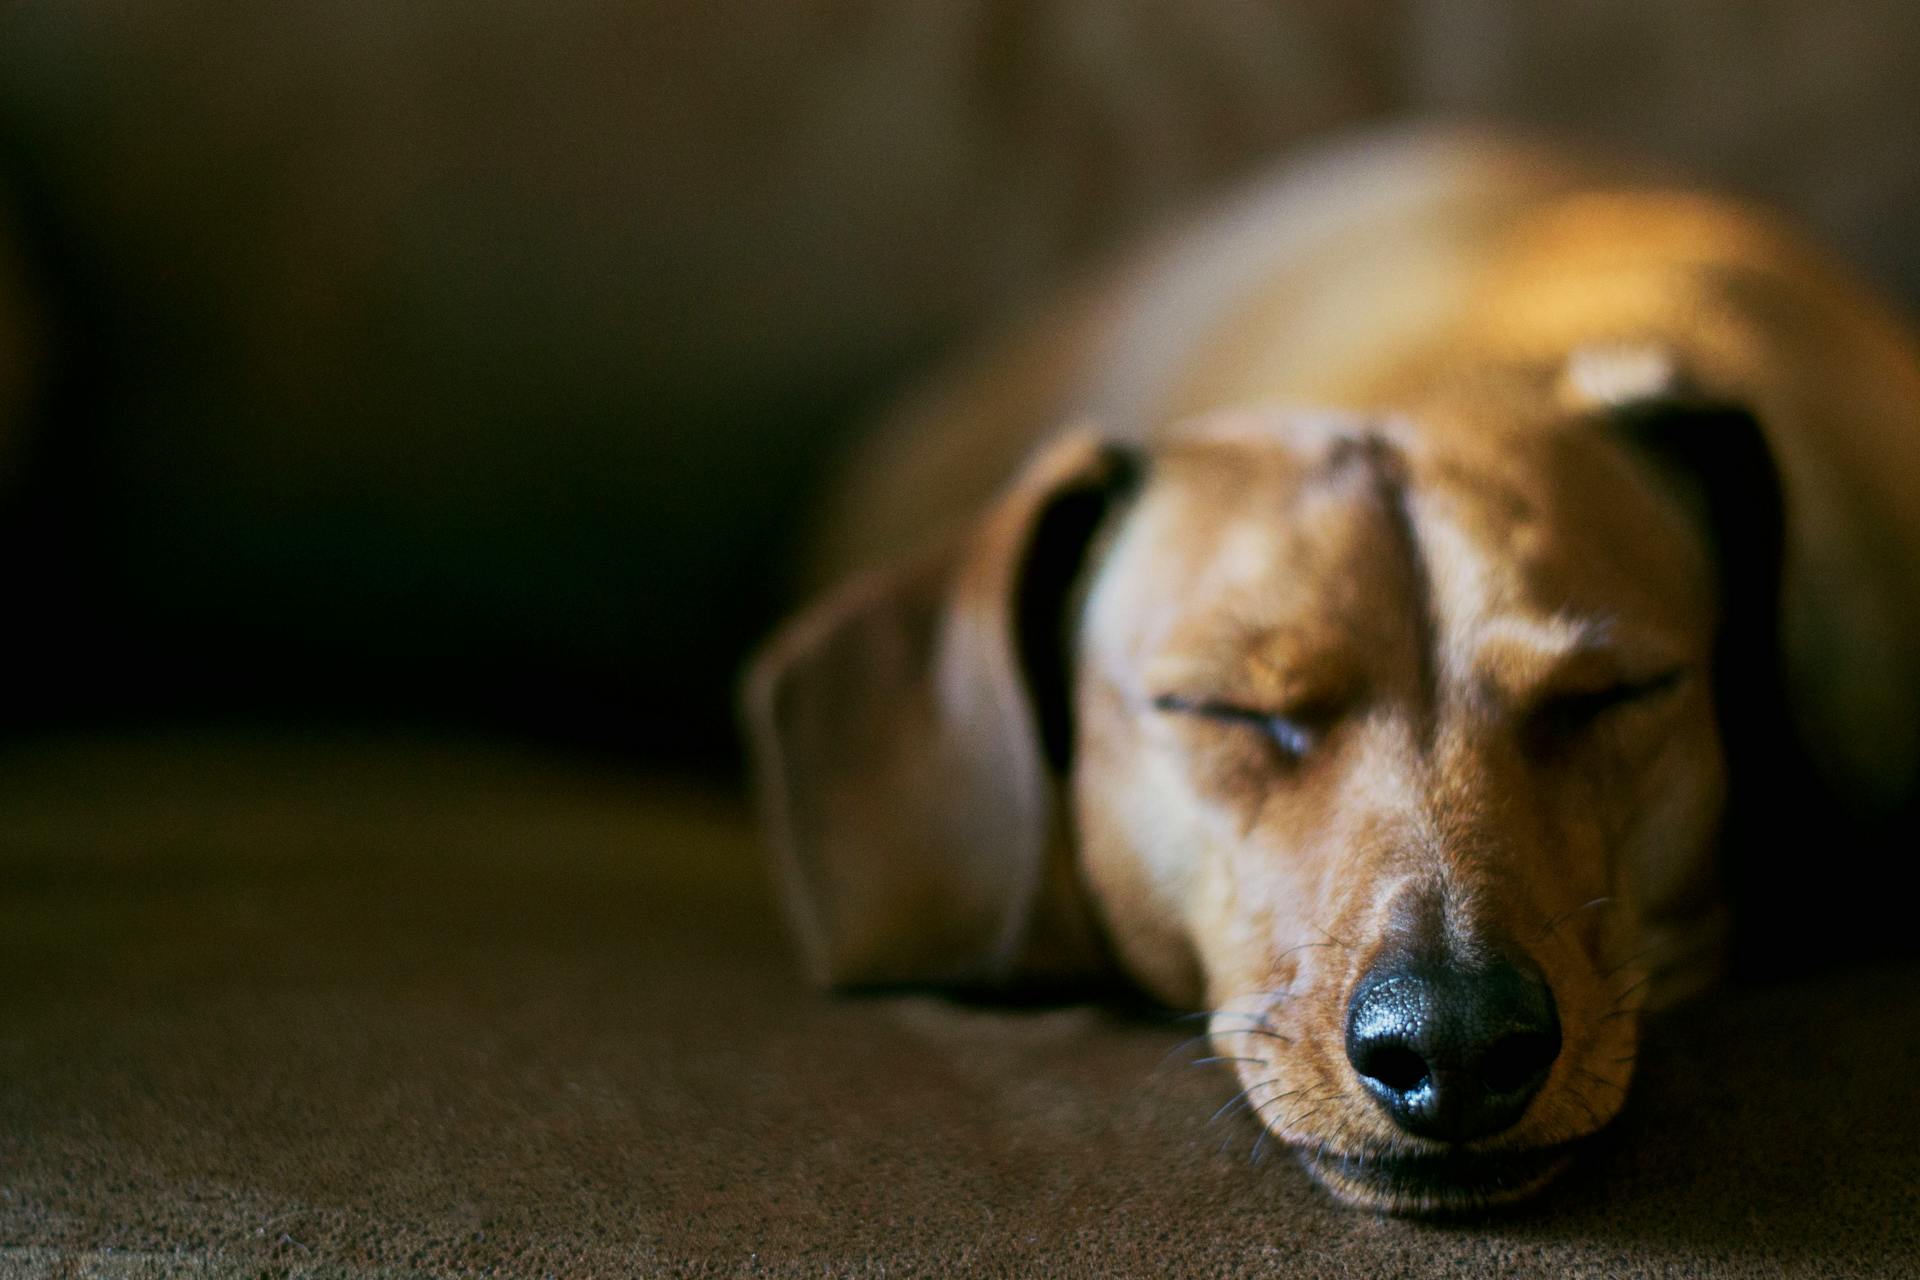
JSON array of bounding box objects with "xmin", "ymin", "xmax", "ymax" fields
[{"xmin": 1344, "ymin": 951, "xmax": 1561, "ymax": 1143}]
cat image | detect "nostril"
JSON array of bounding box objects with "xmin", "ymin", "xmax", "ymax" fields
[
  {"xmin": 1479, "ymin": 1030, "xmax": 1561, "ymax": 1094},
  {"xmin": 1357, "ymin": 1043, "xmax": 1430, "ymax": 1094}
]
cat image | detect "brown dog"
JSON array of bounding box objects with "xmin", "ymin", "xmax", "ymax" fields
[{"xmin": 743, "ymin": 128, "xmax": 1920, "ymax": 1213}]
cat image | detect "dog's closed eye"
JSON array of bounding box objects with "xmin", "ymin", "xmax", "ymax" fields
[
  {"xmin": 1523, "ymin": 668, "xmax": 1688, "ymax": 751},
  {"xmin": 1151, "ymin": 693, "xmax": 1347, "ymax": 763}
]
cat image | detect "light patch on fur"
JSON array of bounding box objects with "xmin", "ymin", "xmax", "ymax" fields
[
  {"xmin": 1206, "ymin": 517, "xmax": 1296, "ymax": 597},
  {"xmin": 1473, "ymin": 612, "xmax": 1609, "ymax": 661},
  {"xmin": 1391, "ymin": 487, "xmax": 1505, "ymax": 690},
  {"xmin": 1471, "ymin": 613, "xmax": 1628, "ymax": 694},
  {"xmin": 1559, "ymin": 343, "xmax": 1684, "ymax": 409},
  {"xmin": 1081, "ymin": 486, "xmax": 1192, "ymax": 674},
  {"xmin": 1174, "ymin": 404, "xmax": 1378, "ymax": 454}
]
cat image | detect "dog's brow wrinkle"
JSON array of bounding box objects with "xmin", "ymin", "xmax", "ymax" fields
[{"xmin": 1352, "ymin": 433, "xmax": 1441, "ymax": 747}]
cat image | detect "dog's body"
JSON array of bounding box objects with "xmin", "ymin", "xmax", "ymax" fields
[{"xmin": 746, "ymin": 128, "xmax": 1920, "ymax": 1212}]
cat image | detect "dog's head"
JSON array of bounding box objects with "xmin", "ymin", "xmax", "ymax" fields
[{"xmin": 744, "ymin": 353, "xmax": 1781, "ymax": 1213}]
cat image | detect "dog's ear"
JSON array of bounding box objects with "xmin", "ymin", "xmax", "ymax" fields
[
  {"xmin": 741, "ymin": 430, "xmax": 1137, "ymax": 990},
  {"xmin": 1594, "ymin": 372, "xmax": 1803, "ymax": 973},
  {"xmin": 1609, "ymin": 397, "xmax": 1785, "ymax": 651},
  {"xmin": 1565, "ymin": 346, "xmax": 1787, "ymax": 685}
]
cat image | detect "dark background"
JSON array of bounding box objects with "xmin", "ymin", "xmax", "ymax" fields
[{"xmin": 3, "ymin": 1, "xmax": 1919, "ymax": 776}]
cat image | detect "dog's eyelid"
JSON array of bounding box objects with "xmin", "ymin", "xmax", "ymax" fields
[
  {"xmin": 1150, "ymin": 692, "xmax": 1259, "ymax": 720},
  {"xmin": 1149, "ymin": 691, "xmax": 1349, "ymax": 723},
  {"xmin": 1524, "ymin": 665, "xmax": 1691, "ymax": 734},
  {"xmin": 1556, "ymin": 664, "xmax": 1688, "ymax": 702},
  {"xmin": 1492, "ymin": 630, "xmax": 1690, "ymax": 702},
  {"xmin": 1149, "ymin": 692, "xmax": 1348, "ymax": 762}
]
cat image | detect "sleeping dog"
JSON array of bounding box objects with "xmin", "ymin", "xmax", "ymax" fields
[{"xmin": 743, "ymin": 129, "xmax": 1920, "ymax": 1213}]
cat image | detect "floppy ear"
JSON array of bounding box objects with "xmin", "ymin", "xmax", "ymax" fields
[
  {"xmin": 1611, "ymin": 396, "xmax": 1786, "ymax": 672},
  {"xmin": 1566, "ymin": 348, "xmax": 1788, "ymax": 748},
  {"xmin": 741, "ymin": 430, "xmax": 1137, "ymax": 990},
  {"xmin": 1604, "ymin": 384, "xmax": 1804, "ymax": 972}
]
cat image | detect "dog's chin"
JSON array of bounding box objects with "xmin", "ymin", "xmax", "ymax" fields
[{"xmin": 1295, "ymin": 1142, "xmax": 1578, "ymax": 1216}]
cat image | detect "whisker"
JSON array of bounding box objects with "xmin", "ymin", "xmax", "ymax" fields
[
  {"xmin": 1210, "ymin": 1096, "xmax": 1256, "ymax": 1130},
  {"xmin": 1605, "ymin": 924, "xmax": 1728, "ymax": 990},
  {"xmin": 1311, "ymin": 923, "xmax": 1355, "ymax": 953},
  {"xmin": 1171, "ymin": 998, "xmax": 1285, "ymax": 1025},
  {"xmin": 1609, "ymin": 971, "xmax": 1655, "ymax": 1006},
  {"xmin": 1157, "ymin": 1019, "xmax": 1294, "ymax": 1077},
  {"xmin": 1600, "ymin": 943, "xmax": 1660, "ymax": 982},
  {"xmin": 1170, "ymin": 1010, "xmax": 1263, "ymax": 1026},
  {"xmin": 1280, "ymin": 1102, "xmax": 1330, "ymax": 1136},
  {"xmin": 1155, "ymin": 1032, "xmax": 1225, "ymax": 1069},
  {"xmin": 1574, "ymin": 1066, "xmax": 1627, "ymax": 1095},
  {"xmin": 1209, "ymin": 1078, "xmax": 1286, "ymax": 1125},
  {"xmin": 1175, "ymin": 987, "xmax": 1300, "ymax": 1022},
  {"xmin": 1598, "ymin": 927, "xmax": 1721, "ymax": 990},
  {"xmin": 1165, "ymin": 1015, "xmax": 1284, "ymax": 1050},
  {"xmin": 1252, "ymin": 1083, "xmax": 1342, "ymax": 1127},
  {"xmin": 1246, "ymin": 1086, "xmax": 1312, "ymax": 1118},
  {"xmin": 1189, "ymin": 1011, "xmax": 1279, "ymax": 1033},
  {"xmin": 1537, "ymin": 896, "xmax": 1614, "ymax": 941}
]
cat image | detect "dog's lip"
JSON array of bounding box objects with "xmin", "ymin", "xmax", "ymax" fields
[{"xmin": 1296, "ymin": 1140, "xmax": 1579, "ymax": 1214}]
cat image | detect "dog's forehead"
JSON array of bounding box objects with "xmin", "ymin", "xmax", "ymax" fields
[
  {"xmin": 1087, "ymin": 410, "xmax": 1712, "ymax": 673},
  {"xmin": 1088, "ymin": 431, "xmax": 1367, "ymax": 646}
]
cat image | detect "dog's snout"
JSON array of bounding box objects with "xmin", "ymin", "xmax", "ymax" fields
[{"xmin": 1344, "ymin": 951, "xmax": 1561, "ymax": 1143}]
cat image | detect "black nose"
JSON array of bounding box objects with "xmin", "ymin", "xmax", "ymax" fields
[{"xmin": 1344, "ymin": 951, "xmax": 1561, "ymax": 1143}]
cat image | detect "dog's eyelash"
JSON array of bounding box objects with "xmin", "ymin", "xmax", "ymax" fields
[
  {"xmin": 1529, "ymin": 668, "xmax": 1687, "ymax": 734},
  {"xmin": 1150, "ymin": 694, "xmax": 1329, "ymax": 758}
]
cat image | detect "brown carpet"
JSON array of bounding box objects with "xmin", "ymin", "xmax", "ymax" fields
[{"xmin": 2, "ymin": 734, "xmax": 1914, "ymax": 1277}]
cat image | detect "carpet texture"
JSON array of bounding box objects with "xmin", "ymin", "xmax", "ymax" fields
[{"xmin": 1, "ymin": 735, "xmax": 1915, "ymax": 1277}]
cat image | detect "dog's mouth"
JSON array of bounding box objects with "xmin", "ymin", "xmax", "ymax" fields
[{"xmin": 1296, "ymin": 1141, "xmax": 1579, "ymax": 1215}]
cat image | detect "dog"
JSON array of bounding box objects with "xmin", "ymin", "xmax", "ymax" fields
[{"xmin": 742, "ymin": 128, "xmax": 1920, "ymax": 1213}]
